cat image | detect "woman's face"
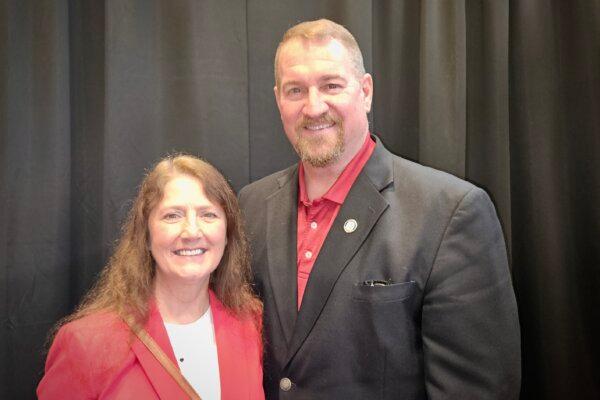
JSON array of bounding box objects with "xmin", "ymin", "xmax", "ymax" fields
[{"xmin": 148, "ymin": 174, "xmax": 227, "ymax": 289}]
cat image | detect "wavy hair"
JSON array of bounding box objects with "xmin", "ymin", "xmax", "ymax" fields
[{"xmin": 55, "ymin": 154, "xmax": 261, "ymax": 333}]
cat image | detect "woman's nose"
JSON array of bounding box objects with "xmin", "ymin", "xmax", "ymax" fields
[{"xmin": 182, "ymin": 218, "xmax": 203, "ymax": 238}]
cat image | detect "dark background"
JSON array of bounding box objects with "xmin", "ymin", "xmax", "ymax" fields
[{"xmin": 1, "ymin": 1, "xmax": 598, "ymax": 399}]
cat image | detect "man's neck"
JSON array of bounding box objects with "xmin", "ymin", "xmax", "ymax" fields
[
  {"xmin": 301, "ymin": 131, "xmax": 369, "ymax": 201},
  {"xmin": 302, "ymin": 161, "xmax": 346, "ymax": 201}
]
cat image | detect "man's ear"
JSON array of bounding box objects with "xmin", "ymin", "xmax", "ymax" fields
[
  {"xmin": 361, "ymin": 73, "xmax": 373, "ymax": 113},
  {"xmin": 274, "ymin": 85, "xmax": 281, "ymax": 109}
]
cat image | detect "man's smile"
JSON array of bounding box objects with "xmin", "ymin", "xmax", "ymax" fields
[{"xmin": 304, "ymin": 122, "xmax": 335, "ymax": 131}]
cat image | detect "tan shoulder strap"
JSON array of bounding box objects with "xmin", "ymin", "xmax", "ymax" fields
[{"xmin": 132, "ymin": 327, "xmax": 202, "ymax": 400}]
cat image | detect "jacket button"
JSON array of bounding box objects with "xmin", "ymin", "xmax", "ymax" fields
[{"xmin": 280, "ymin": 377, "xmax": 292, "ymax": 391}]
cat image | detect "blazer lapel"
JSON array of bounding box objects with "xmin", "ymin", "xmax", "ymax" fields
[
  {"xmin": 266, "ymin": 167, "xmax": 299, "ymax": 346},
  {"xmin": 285, "ymin": 138, "xmax": 393, "ymax": 364},
  {"xmin": 131, "ymin": 303, "xmax": 187, "ymax": 400},
  {"xmin": 211, "ymin": 291, "xmax": 250, "ymax": 399}
]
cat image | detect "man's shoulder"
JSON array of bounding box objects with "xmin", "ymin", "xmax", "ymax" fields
[
  {"xmin": 370, "ymin": 137, "xmax": 478, "ymax": 201},
  {"xmin": 393, "ymin": 156, "xmax": 476, "ymax": 195},
  {"xmin": 374, "ymin": 147, "xmax": 487, "ymax": 212},
  {"xmin": 239, "ymin": 164, "xmax": 297, "ymax": 202}
]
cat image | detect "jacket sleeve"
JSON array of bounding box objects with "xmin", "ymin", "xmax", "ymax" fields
[
  {"xmin": 422, "ymin": 187, "xmax": 521, "ymax": 399},
  {"xmin": 37, "ymin": 324, "xmax": 95, "ymax": 400}
]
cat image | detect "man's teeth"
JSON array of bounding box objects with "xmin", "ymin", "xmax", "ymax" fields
[
  {"xmin": 305, "ymin": 123, "xmax": 334, "ymax": 130},
  {"xmin": 175, "ymin": 249, "xmax": 206, "ymax": 256}
]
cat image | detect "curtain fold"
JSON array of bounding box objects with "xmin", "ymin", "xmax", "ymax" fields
[
  {"xmin": 510, "ymin": 1, "xmax": 600, "ymax": 398},
  {"xmin": 1, "ymin": 1, "xmax": 72, "ymax": 398},
  {"xmin": 68, "ymin": 0, "xmax": 106, "ymax": 303},
  {"xmin": 1, "ymin": 1, "xmax": 598, "ymax": 398},
  {"xmin": 465, "ymin": 0, "xmax": 511, "ymax": 242},
  {"xmin": 419, "ymin": 0, "xmax": 467, "ymax": 178}
]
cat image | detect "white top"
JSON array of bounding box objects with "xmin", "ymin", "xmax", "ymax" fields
[{"xmin": 164, "ymin": 308, "xmax": 221, "ymax": 400}]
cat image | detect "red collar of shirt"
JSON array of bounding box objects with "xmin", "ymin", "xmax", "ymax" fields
[{"xmin": 298, "ymin": 134, "xmax": 376, "ymax": 206}]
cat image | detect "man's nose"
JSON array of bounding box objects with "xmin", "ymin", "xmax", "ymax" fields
[{"xmin": 303, "ymin": 87, "xmax": 328, "ymax": 117}]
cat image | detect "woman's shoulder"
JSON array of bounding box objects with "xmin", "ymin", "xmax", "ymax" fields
[
  {"xmin": 52, "ymin": 311, "xmax": 133, "ymax": 364},
  {"xmin": 59, "ymin": 311, "xmax": 129, "ymax": 339},
  {"xmin": 39, "ymin": 312, "xmax": 137, "ymax": 398}
]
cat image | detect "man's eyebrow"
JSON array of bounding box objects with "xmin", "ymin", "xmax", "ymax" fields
[
  {"xmin": 280, "ymin": 74, "xmax": 348, "ymax": 89},
  {"xmin": 319, "ymin": 74, "xmax": 346, "ymax": 81},
  {"xmin": 281, "ymin": 80, "xmax": 302, "ymax": 88}
]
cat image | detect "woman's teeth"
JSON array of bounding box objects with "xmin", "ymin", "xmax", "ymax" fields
[{"xmin": 175, "ymin": 248, "xmax": 205, "ymax": 256}]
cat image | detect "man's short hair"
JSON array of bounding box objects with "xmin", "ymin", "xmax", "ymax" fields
[{"xmin": 274, "ymin": 19, "xmax": 366, "ymax": 88}]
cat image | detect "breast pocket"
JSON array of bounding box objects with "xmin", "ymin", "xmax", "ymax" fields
[{"xmin": 352, "ymin": 280, "xmax": 416, "ymax": 303}]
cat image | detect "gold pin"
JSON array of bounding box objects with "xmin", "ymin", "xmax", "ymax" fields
[{"xmin": 343, "ymin": 219, "xmax": 358, "ymax": 233}]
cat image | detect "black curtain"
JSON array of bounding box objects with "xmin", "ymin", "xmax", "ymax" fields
[
  {"xmin": 1, "ymin": 1, "xmax": 598, "ymax": 399},
  {"xmin": 510, "ymin": 1, "xmax": 600, "ymax": 398}
]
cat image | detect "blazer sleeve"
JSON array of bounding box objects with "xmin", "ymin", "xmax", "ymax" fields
[
  {"xmin": 422, "ymin": 187, "xmax": 521, "ymax": 399},
  {"xmin": 37, "ymin": 325, "xmax": 95, "ymax": 400}
]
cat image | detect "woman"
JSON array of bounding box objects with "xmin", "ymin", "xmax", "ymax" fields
[{"xmin": 37, "ymin": 155, "xmax": 264, "ymax": 399}]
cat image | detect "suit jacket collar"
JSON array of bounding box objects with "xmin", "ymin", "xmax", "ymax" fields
[
  {"xmin": 130, "ymin": 291, "xmax": 248, "ymax": 399},
  {"xmin": 130, "ymin": 300, "xmax": 185, "ymax": 399},
  {"xmin": 265, "ymin": 136, "xmax": 394, "ymax": 365},
  {"xmin": 266, "ymin": 166, "xmax": 300, "ymax": 345},
  {"xmin": 210, "ymin": 291, "xmax": 260, "ymax": 399},
  {"xmin": 362, "ymin": 135, "xmax": 395, "ymax": 192}
]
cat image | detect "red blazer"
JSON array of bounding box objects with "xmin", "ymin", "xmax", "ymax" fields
[{"xmin": 37, "ymin": 291, "xmax": 264, "ymax": 399}]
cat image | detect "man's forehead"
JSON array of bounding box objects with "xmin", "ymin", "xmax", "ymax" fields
[
  {"xmin": 280, "ymin": 37, "xmax": 347, "ymax": 59},
  {"xmin": 278, "ymin": 38, "xmax": 352, "ymax": 77},
  {"xmin": 275, "ymin": 36, "xmax": 362, "ymax": 88}
]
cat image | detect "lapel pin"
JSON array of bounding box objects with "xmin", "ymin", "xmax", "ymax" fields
[{"xmin": 343, "ymin": 219, "xmax": 358, "ymax": 233}]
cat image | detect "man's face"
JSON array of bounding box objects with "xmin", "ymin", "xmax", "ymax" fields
[{"xmin": 274, "ymin": 38, "xmax": 373, "ymax": 168}]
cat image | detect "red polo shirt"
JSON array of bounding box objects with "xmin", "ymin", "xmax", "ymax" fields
[{"xmin": 296, "ymin": 135, "xmax": 376, "ymax": 309}]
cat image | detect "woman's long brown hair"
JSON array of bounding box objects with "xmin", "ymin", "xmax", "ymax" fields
[{"xmin": 53, "ymin": 154, "xmax": 261, "ymax": 335}]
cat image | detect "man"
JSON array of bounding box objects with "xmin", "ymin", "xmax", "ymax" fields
[{"xmin": 239, "ymin": 19, "xmax": 520, "ymax": 399}]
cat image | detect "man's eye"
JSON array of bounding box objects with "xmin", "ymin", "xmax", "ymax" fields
[
  {"xmin": 326, "ymin": 83, "xmax": 341, "ymax": 90},
  {"xmin": 287, "ymin": 87, "xmax": 302, "ymax": 95}
]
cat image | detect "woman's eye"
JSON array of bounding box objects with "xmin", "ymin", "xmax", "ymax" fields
[
  {"xmin": 203, "ymin": 212, "xmax": 218, "ymax": 219},
  {"xmin": 164, "ymin": 213, "xmax": 181, "ymax": 221}
]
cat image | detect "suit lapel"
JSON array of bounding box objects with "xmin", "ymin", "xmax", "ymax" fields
[
  {"xmin": 131, "ymin": 303, "xmax": 187, "ymax": 400},
  {"xmin": 285, "ymin": 138, "xmax": 393, "ymax": 364},
  {"xmin": 266, "ymin": 167, "xmax": 299, "ymax": 345},
  {"xmin": 211, "ymin": 291, "xmax": 250, "ymax": 399}
]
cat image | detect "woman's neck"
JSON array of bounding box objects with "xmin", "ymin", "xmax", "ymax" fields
[{"xmin": 153, "ymin": 276, "xmax": 210, "ymax": 324}]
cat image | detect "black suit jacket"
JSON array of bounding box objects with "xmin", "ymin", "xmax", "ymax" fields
[{"xmin": 239, "ymin": 137, "xmax": 520, "ymax": 399}]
